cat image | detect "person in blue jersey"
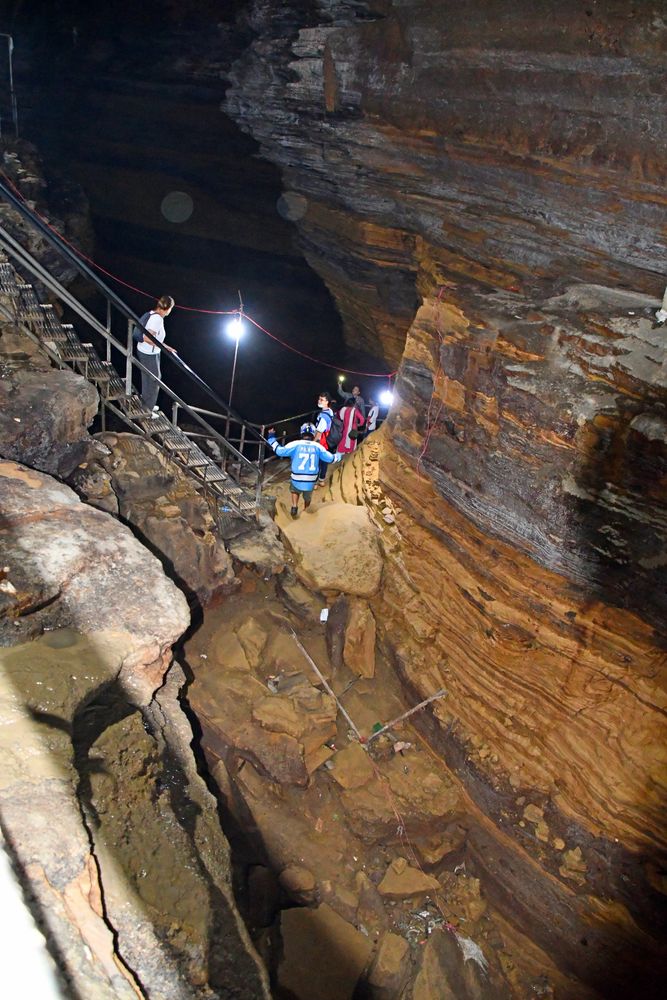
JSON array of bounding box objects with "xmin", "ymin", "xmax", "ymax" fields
[
  {"xmin": 314, "ymin": 391, "xmax": 335, "ymax": 487},
  {"xmin": 267, "ymin": 422, "xmax": 342, "ymax": 518}
]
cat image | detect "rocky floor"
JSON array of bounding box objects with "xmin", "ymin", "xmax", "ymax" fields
[{"xmin": 183, "ymin": 451, "xmax": 589, "ymax": 1000}]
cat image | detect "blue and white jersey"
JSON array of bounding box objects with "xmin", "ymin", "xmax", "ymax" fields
[
  {"xmin": 316, "ymin": 408, "xmax": 333, "ymax": 436},
  {"xmin": 269, "ymin": 435, "xmax": 340, "ymax": 489}
]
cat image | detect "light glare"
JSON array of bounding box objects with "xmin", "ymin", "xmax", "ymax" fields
[
  {"xmin": 226, "ymin": 316, "xmax": 245, "ymax": 341},
  {"xmin": 380, "ymin": 389, "xmax": 394, "ymax": 406}
]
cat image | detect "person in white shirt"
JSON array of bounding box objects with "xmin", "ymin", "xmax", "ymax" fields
[
  {"xmin": 366, "ymin": 397, "xmax": 379, "ymax": 434},
  {"xmin": 137, "ymin": 295, "xmax": 177, "ymax": 416}
]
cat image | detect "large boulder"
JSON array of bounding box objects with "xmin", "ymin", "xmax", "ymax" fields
[
  {"xmin": 0, "ymin": 324, "xmax": 98, "ymax": 478},
  {"xmin": 0, "ymin": 460, "xmax": 270, "ymax": 999},
  {"xmin": 87, "ymin": 432, "xmax": 238, "ymax": 605},
  {"xmin": 281, "ymin": 503, "xmax": 383, "ymax": 597}
]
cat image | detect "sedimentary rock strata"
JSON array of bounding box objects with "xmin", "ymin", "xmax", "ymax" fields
[{"xmin": 222, "ymin": 5, "xmax": 667, "ymax": 994}]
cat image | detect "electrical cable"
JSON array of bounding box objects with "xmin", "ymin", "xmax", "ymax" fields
[{"xmin": 0, "ymin": 169, "xmax": 397, "ymax": 379}]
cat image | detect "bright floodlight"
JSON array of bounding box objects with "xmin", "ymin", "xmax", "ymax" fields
[
  {"xmin": 226, "ymin": 316, "xmax": 245, "ymax": 341},
  {"xmin": 338, "ymin": 374, "xmax": 345, "ymax": 382},
  {"xmin": 380, "ymin": 389, "xmax": 394, "ymax": 406}
]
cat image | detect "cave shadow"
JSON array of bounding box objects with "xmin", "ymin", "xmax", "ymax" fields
[
  {"xmin": 175, "ymin": 637, "xmax": 286, "ymax": 985},
  {"xmin": 561, "ymin": 396, "xmax": 667, "ymax": 996},
  {"xmin": 569, "ymin": 395, "xmax": 667, "ymax": 642},
  {"xmin": 115, "ymin": 510, "xmax": 204, "ymax": 624}
]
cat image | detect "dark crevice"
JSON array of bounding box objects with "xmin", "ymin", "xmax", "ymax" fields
[{"xmin": 69, "ymin": 684, "xmax": 147, "ymax": 994}]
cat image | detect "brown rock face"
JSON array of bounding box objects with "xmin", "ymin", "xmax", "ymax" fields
[
  {"xmin": 0, "ymin": 323, "xmax": 98, "ymax": 478},
  {"xmin": 226, "ymin": 0, "xmax": 665, "ymax": 366},
  {"xmin": 87, "ymin": 432, "xmax": 238, "ymax": 606},
  {"xmin": 225, "ymin": 4, "xmax": 666, "ymax": 995},
  {"xmin": 377, "ymin": 857, "xmax": 440, "ymax": 900}
]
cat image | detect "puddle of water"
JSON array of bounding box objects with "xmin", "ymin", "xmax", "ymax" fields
[{"xmin": 41, "ymin": 628, "xmax": 81, "ymax": 649}]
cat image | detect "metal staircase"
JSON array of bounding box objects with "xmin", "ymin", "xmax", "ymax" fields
[{"xmin": 0, "ymin": 190, "xmax": 268, "ymax": 527}]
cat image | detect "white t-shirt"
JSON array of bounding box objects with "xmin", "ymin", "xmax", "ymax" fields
[
  {"xmin": 137, "ymin": 312, "xmax": 166, "ymax": 355},
  {"xmin": 366, "ymin": 405, "xmax": 379, "ymax": 431}
]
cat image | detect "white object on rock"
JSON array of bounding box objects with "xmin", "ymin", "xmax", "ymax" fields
[
  {"xmin": 319, "ymin": 608, "xmax": 329, "ymax": 623},
  {"xmin": 456, "ymin": 934, "xmax": 489, "ymax": 973}
]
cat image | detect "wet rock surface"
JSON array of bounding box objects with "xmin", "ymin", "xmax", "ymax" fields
[
  {"xmin": 0, "ymin": 460, "xmax": 270, "ymax": 999},
  {"xmin": 185, "ymin": 500, "xmax": 586, "ymax": 999},
  {"xmin": 185, "ymin": 440, "xmax": 665, "ymax": 998}
]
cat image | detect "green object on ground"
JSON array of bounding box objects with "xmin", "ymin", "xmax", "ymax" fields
[{"xmin": 371, "ymin": 722, "xmax": 384, "ymax": 734}]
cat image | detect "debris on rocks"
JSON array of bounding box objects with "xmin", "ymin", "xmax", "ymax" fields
[{"xmin": 456, "ymin": 933, "xmax": 489, "ymax": 973}]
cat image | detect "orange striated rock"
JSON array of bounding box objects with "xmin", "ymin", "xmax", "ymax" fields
[{"xmin": 223, "ymin": 4, "xmax": 666, "ymax": 992}]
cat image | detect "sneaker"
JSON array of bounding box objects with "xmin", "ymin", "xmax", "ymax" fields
[{"xmin": 290, "ymin": 506, "xmax": 298, "ymax": 519}]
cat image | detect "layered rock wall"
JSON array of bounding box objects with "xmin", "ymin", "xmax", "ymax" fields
[
  {"xmin": 224, "ymin": 2, "xmax": 667, "ymax": 995},
  {"xmin": 226, "ymin": 0, "xmax": 666, "ymax": 364}
]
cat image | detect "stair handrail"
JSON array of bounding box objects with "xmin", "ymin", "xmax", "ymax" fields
[
  {"xmin": 0, "ymin": 225, "xmax": 264, "ymax": 482},
  {"xmin": 0, "ymin": 176, "xmax": 268, "ymax": 449}
]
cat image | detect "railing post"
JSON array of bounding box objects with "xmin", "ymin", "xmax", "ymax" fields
[
  {"xmin": 105, "ymin": 299, "xmax": 111, "ymax": 362},
  {"xmin": 125, "ymin": 318, "xmax": 133, "ymax": 395},
  {"xmin": 255, "ymin": 437, "xmax": 265, "ymax": 520},
  {"xmin": 172, "ymin": 401, "xmax": 179, "ymax": 426},
  {"xmin": 259, "ymin": 423, "xmax": 265, "ymax": 467},
  {"xmin": 237, "ymin": 424, "xmax": 246, "ymax": 479}
]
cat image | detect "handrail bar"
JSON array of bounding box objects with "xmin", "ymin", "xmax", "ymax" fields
[
  {"xmin": 174, "ymin": 403, "xmax": 314, "ymax": 432},
  {"xmin": 248, "ymin": 410, "xmax": 314, "ymax": 431}
]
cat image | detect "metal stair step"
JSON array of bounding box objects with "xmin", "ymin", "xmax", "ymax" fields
[
  {"xmin": 41, "ymin": 328, "xmax": 69, "ymax": 343},
  {"xmin": 59, "ymin": 344, "xmax": 89, "ymax": 362},
  {"xmin": 182, "ymin": 455, "xmax": 211, "ymax": 469},
  {"xmin": 189, "ymin": 465, "xmax": 228, "ymax": 484},
  {"xmin": 0, "ymin": 253, "xmax": 259, "ymax": 522},
  {"xmin": 103, "ymin": 376, "xmax": 128, "ymax": 400},
  {"xmin": 141, "ymin": 414, "xmax": 172, "ymax": 432},
  {"xmin": 158, "ymin": 430, "xmax": 197, "ymax": 454},
  {"xmin": 186, "ymin": 443, "xmax": 225, "ymax": 470},
  {"xmin": 82, "ymin": 354, "xmax": 111, "ymax": 382},
  {"xmin": 119, "ymin": 395, "xmax": 152, "ymax": 419}
]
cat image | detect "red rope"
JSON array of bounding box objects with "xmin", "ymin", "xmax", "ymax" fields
[
  {"xmin": 245, "ymin": 313, "xmax": 396, "ymax": 379},
  {"xmin": 2, "ymin": 170, "xmax": 396, "ymax": 378}
]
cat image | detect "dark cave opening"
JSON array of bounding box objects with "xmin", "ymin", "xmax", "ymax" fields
[{"xmin": 4, "ymin": 0, "xmax": 378, "ymax": 424}]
